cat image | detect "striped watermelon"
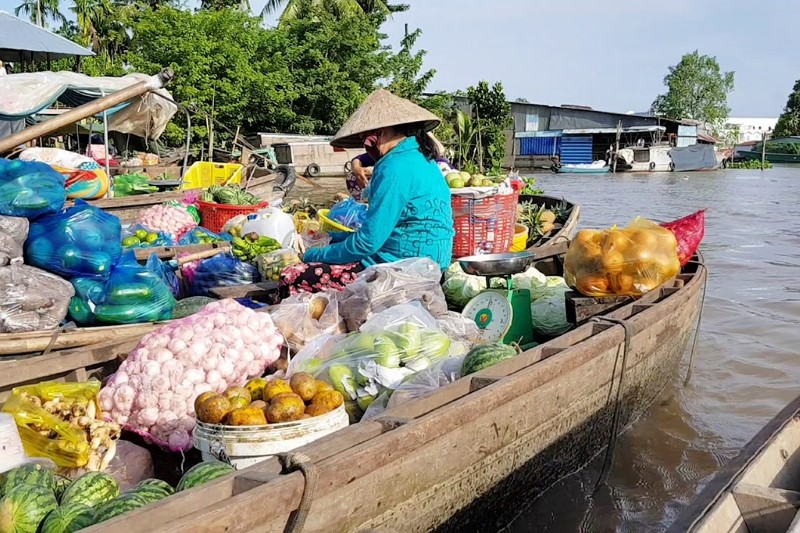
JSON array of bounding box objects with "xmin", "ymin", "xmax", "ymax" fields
[
  {"xmin": 0, "ymin": 484, "xmax": 59, "ymax": 533},
  {"xmin": 54, "ymin": 476, "xmax": 71, "ymax": 502},
  {"xmin": 176, "ymin": 462, "xmax": 235, "ymax": 492},
  {"xmin": 125, "ymin": 484, "xmax": 172, "ymax": 504},
  {"xmin": 0, "ymin": 464, "xmax": 57, "ymax": 497},
  {"xmin": 40, "ymin": 502, "xmax": 95, "ymax": 533},
  {"xmin": 60, "ymin": 471, "xmax": 120, "ymax": 507},
  {"xmin": 136, "ymin": 478, "xmax": 174, "ymax": 495},
  {"xmin": 92, "ymin": 493, "xmax": 149, "ymax": 524}
]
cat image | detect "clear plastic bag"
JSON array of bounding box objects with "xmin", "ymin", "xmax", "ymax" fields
[
  {"xmin": 337, "ymin": 258, "xmax": 448, "ymax": 331},
  {"xmin": 70, "ymin": 252, "xmax": 176, "ymax": 325},
  {"xmin": 145, "ymin": 253, "xmax": 181, "ymax": 299},
  {"xmin": 26, "ymin": 199, "xmax": 122, "ymax": 279},
  {"xmin": 328, "ymin": 197, "xmax": 368, "ymax": 230},
  {"xmin": 0, "ymin": 158, "xmax": 66, "ymax": 218},
  {"xmin": 121, "ymin": 224, "xmax": 175, "ymax": 250},
  {"xmin": 177, "ymin": 227, "xmax": 232, "ymax": 246},
  {"xmin": 288, "ymin": 305, "xmax": 457, "ymax": 422},
  {"xmin": 300, "ymin": 229, "xmax": 331, "ymax": 251},
  {"xmin": 564, "ymin": 218, "xmax": 681, "ymax": 297},
  {"xmin": 257, "ymin": 248, "xmax": 301, "ymax": 281},
  {"xmin": 191, "ymin": 253, "xmax": 261, "ymax": 297},
  {"xmin": 0, "ymin": 262, "xmax": 74, "ymax": 333},
  {"xmin": 269, "ymin": 292, "xmax": 346, "ymax": 353},
  {"xmin": 1, "ymin": 381, "xmax": 100, "ymax": 468},
  {"xmin": 0, "ymin": 231, "xmax": 22, "ymax": 266},
  {"xmin": 0, "ymin": 215, "xmax": 29, "ymax": 245},
  {"xmin": 103, "ymin": 440, "xmax": 154, "ymax": 491},
  {"xmin": 435, "ymin": 311, "xmax": 482, "ymax": 345}
]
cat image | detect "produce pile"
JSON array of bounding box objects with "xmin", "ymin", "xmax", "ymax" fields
[
  {"xmin": 444, "ymin": 170, "xmax": 503, "ymax": 189},
  {"xmin": 194, "ymin": 374, "xmax": 345, "ymax": 426},
  {"xmin": 0, "ymin": 460, "xmax": 234, "ymax": 532},
  {"xmin": 200, "ymin": 184, "xmax": 261, "ymax": 206},
  {"xmin": 121, "ymin": 225, "xmax": 173, "ymax": 249},
  {"xmin": 113, "ymin": 173, "xmax": 158, "ymax": 197},
  {"xmin": 135, "ymin": 204, "xmax": 197, "ymax": 241},
  {"xmin": 231, "ymin": 233, "xmax": 281, "ymax": 264}
]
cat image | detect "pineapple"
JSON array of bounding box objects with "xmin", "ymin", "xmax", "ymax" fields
[
  {"xmin": 552, "ymin": 199, "xmax": 572, "ymax": 224},
  {"xmin": 517, "ymin": 202, "xmax": 556, "ymax": 242}
]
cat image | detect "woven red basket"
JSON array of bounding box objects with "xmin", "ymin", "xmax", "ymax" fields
[
  {"xmin": 198, "ymin": 200, "xmax": 268, "ymax": 233},
  {"xmin": 451, "ymin": 191, "xmax": 518, "ymax": 258}
]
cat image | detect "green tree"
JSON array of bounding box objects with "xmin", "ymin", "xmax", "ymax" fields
[
  {"xmin": 774, "ymin": 79, "xmax": 800, "ymax": 137},
  {"xmin": 261, "ymin": 0, "xmax": 406, "ymax": 23},
  {"xmin": 467, "ymin": 81, "xmax": 511, "ymax": 172},
  {"xmin": 650, "ymin": 50, "xmax": 734, "ymax": 125},
  {"xmin": 385, "ymin": 28, "xmax": 435, "ymax": 102},
  {"xmin": 15, "ymin": 0, "xmax": 66, "ymax": 28}
]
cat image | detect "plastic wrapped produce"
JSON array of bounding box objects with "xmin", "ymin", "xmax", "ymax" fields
[
  {"xmin": 177, "ymin": 227, "xmax": 231, "ymax": 246},
  {"xmin": 191, "ymin": 253, "xmax": 260, "ymax": 297},
  {"xmin": 269, "ymin": 292, "xmax": 345, "ymax": 353},
  {"xmin": 0, "ymin": 158, "xmax": 66, "ymax": 218},
  {"xmin": 97, "ymin": 299, "xmax": 284, "ymax": 451},
  {"xmin": 0, "ymin": 215, "xmax": 29, "ymax": 245},
  {"xmin": 288, "ymin": 304, "xmax": 462, "ymax": 422},
  {"xmin": 660, "ymin": 210, "xmax": 706, "ymax": 267},
  {"xmin": 0, "ymin": 262, "xmax": 74, "ymax": 333},
  {"xmin": 257, "ymin": 248, "xmax": 301, "ymax": 281},
  {"xmin": 26, "ymin": 199, "xmax": 122, "ymax": 279},
  {"xmin": 135, "ymin": 204, "xmax": 197, "ymax": 240},
  {"xmin": 146, "ymin": 253, "xmax": 181, "ymax": 299},
  {"xmin": 564, "ymin": 218, "xmax": 681, "ymax": 297},
  {"xmin": 121, "ymin": 224, "xmax": 174, "ymax": 249},
  {"xmin": 328, "ymin": 198, "xmax": 367, "ymax": 230},
  {"xmin": 0, "ymin": 231, "xmax": 22, "ymax": 266},
  {"xmin": 338, "ymin": 258, "xmax": 448, "ymax": 331}
]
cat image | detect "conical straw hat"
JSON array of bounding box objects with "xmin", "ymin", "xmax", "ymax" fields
[{"xmin": 330, "ymin": 89, "xmax": 441, "ymax": 148}]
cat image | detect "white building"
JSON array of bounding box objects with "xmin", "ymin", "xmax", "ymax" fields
[{"xmin": 724, "ymin": 117, "xmax": 779, "ymax": 143}]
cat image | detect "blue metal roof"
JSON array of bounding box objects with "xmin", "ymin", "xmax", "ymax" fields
[{"xmin": 0, "ymin": 11, "xmax": 94, "ymax": 63}]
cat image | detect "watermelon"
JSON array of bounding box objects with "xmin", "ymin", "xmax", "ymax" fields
[
  {"xmin": 54, "ymin": 476, "xmax": 71, "ymax": 502},
  {"xmin": 172, "ymin": 296, "xmax": 215, "ymax": 319},
  {"xmin": 176, "ymin": 461, "xmax": 235, "ymax": 492},
  {"xmin": 41, "ymin": 502, "xmax": 95, "ymax": 533},
  {"xmin": 0, "ymin": 464, "xmax": 57, "ymax": 497},
  {"xmin": 125, "ymin": 482, "xmax": 172, "ymax": 504},
  {"xmin": 0, "ymin": 484, "xmax": 59, "ymax": 533},
  {"xmin": 92, "ymin": 493, "xmax": 149, "ymax": 523},
  {"xmin": 60, "ymin": 471, "xmax": 120, "ymax": 507},
  {"xmin": 136, "ymin": 478, "xmax": 174, "ymax": 496},
  {"xmin": 460, "ymin": 343, "xmax": 518, "ymax": 376}
]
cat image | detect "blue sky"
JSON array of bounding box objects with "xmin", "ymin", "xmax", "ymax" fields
[{"xmin": 2, "ymin": 0, "xmax": 797, "ymax": 117}]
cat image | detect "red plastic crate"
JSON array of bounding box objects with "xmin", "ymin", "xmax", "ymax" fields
[
  {"xmin": 451, "ymin": 192, "xmax": 518, "ymax": 258},
  {"xmin": 198, "ymin": 200, "xmax": 268, "ymax": 233}
]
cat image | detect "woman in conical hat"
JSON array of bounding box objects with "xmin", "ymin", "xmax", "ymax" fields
[{"xmin": 279, "ymin": 89, "xmax": 455, "ymax": 297}]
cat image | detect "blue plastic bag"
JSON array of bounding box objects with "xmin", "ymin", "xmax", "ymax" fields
[
  {"xmin": 122, "ymin": 224, "xmax": 175, "ymax": 249},
  {"xmin": 26, "ymin": 199, "xmax": 122, "ymax": 279},
  {"xmin": 0, "ymin": 158, "xmax": 66, "ymax": 218},
  {"xmin": 177, "ymin": 227, "xmax": 232, "ymax": 246},
  {"xmin": 146, "ymin": 253, "xmax": 181, "ymax": 298},
  {"xmin": 69, "ymin": 252, "xmax": 176, "ymax": 325},
  {"xmin": 328, "ymin": 198, "xmax": 367, "ymax": 231},
  {"xmin": 191, "ymin": 253, "xmax": 261, "ymax": 297}
]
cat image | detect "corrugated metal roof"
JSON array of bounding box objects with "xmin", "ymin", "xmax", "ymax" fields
[{"xmin": 0, "ymin": 11, "xmax": 94, "ymax": 62}]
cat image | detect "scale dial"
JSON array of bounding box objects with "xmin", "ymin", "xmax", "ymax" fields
[{"xmin": 462, "ymin": 291, "xmax": 513, "ymax": 343}]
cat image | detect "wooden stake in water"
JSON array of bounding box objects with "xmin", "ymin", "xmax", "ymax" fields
[{"xmin": 761, "ymin": 130, "xmax": 768, "ymax": 170}]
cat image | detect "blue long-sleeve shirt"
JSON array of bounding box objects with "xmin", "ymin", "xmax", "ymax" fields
[{"xmin": 304, "ymin": 136, "xmax": 454, "ymax": 270}]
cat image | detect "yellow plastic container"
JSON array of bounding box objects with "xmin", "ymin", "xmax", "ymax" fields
[
  {"xmin": 510, "ymin": 224, "xmax": 529, "ymax": 252},
  {"xmin": 182, "ymin": 162, "xmax": 244, "ymax": 190},
  {"xmin": 318, "ymin": 209, "xmax": 354, "ymax": 233}
]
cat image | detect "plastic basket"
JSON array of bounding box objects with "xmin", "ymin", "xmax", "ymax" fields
[
  {"xmin": 451, "ymin": 191, "xmax": 519, "ymax": 258},
  {"xmin": 318, "ymin": 209, "xmax": 354, "ymax": 233},
  {"xmin": 510, "ymin": 224, "xmax": 529, "ymax": 252},
  {"xmin": 198, "ymin": 200, "xmax": 268, "ymax": 233},
  {"xmin": 182, "ymin": 162, "xmax": 244, "ymax": 190}
]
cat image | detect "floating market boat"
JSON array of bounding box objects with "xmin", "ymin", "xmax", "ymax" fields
[
  {"xmin": 79, "ymin": 246, "xmax": 706, "ymax": 533},
  {"xmin": 556, "ymin": 162, "xmax": 611, "ymax": 174},
  {"xmin": 667, "ymin": 394, "xmax": 800, "ymax": 533},
  {"xmin": 739, "ymin": 136, "xmax": 800, "ymax": 164}
]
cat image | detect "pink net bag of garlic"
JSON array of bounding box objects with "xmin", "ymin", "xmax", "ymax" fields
[{"xmin": 98, "ymin": 299, "xmax": 283, "ymax": 451}]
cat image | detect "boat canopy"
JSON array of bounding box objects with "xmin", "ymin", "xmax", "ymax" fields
[
  {"xmin": 0, "ymin": 71, "xmax": 178, "ymax": 139},
  {"xmin": 516, "ymin": 126, "xmax": 666, "ymax": 138},
  {"xmin": 0, "ymin": 11, "xmax": 94, "ymax": 62}
]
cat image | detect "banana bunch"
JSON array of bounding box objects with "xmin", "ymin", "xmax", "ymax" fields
[{"xmin": 232, "ymin": 232, "xmax": 281, "ymax": 263}]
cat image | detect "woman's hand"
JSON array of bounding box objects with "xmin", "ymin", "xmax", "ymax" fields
[{"xmin": 351, "ymin": 159, "xmax": 370, "ymax": 189}]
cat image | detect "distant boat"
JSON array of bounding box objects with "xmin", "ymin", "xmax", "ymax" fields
[
  {"xmin": 556, "ymin": 161, "xmax": 610, "ymax": 174},
  {"xmin": 738, "ymin": 136, "xmax": 800, "ymax": 164}
]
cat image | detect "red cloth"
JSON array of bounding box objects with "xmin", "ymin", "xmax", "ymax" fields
[{"xmin": 661, "ymin": 210, "xmax": 706, "ymax": 266}]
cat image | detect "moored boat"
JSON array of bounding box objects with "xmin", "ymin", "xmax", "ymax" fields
[
  {"xmin": 667, "ymin": 394, "xmax": 800, "ymax": 533},
  {"xmin": 81, "ymin": 246, "xmax": 706, "ymax": 533}
]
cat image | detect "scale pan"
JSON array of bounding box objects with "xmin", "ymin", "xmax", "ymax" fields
[{"xmin": 457, "ymin": 251, "xmax": 536, "ymax": 277}]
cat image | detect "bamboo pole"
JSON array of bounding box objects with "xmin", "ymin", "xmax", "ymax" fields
[
  {"xmin": 0, "ymin": 69, "xmax": 174, "ymax": 154},
  {"xmin": 761, "ymin": 130, "xmax": 768, "ymax": 170}
]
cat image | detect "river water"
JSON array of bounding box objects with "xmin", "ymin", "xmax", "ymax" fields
[{"xmin": 506, "ymin": 167, "xmax": 800, "ymax": 532}]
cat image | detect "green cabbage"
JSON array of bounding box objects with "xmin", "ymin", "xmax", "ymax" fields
[
  {"xmin": 442, "ymin": 263, "xmax": 486, "ymax": 309},
  {"xmin": 530, "ymin": 278, "xmax": 571, "ymax": 337}
]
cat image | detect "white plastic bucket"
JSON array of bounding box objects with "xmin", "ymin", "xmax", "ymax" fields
[
  {"xmin": 193, "ymin": 404, "xmax": 349, "ymax": 468},
  {"xmin": 241, "ymin": 207, "xmax": 296, "ymax": 248},
  {"xmin": 0, "ymin": 413, "xmax": 28, "ymax": 473}
]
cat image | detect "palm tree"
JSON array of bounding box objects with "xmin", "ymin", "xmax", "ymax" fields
[
  {"xmin": 15, "ymin": 0, "xmax": 67, "ymax": 28},
  {"xmin": 261, "ymin": 0, "xmax": 406, "ymax": 23}
]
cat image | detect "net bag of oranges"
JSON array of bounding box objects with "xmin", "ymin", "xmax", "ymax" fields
[{"xmin": 564, "ymin": 217, "xmax": 681, "ymax": 298}]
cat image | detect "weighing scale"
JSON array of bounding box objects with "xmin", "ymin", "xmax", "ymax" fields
[{"xmin": 459, "ymin": 252, "xmax": 537, "ymax": 347}]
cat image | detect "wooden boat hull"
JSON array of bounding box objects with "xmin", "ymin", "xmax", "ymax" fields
[
  {"xmin": 86, "ymin": 251, "xmax": 706, "ymax": 533},
  {"xmin": 668, "ymin": 395, "xmax": 800, "ymax": 533},
  {"xmin": 557, "ymin": 166, "xmax": 610, "ymax": 174}
]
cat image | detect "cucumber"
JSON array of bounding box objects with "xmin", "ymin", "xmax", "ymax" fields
[{"xmin": 105, "ymin": 283, "xmax": 154, "ymax": 305}]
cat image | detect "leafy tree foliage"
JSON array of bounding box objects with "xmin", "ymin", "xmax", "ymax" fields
[
  {"xmin": 261, "ymin": 0, "xmax": 406, "ymax": 23},
  {"xmin": 466, "ymin": 81, "xmax": 511, "ymax": 172},
  {"xmin": 774, "ymin": 79, "xmax": 800, "ymax": 137},
  {"xmin": 650, "ymin": 50, "xmax": 734, "ymax": 125}
]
